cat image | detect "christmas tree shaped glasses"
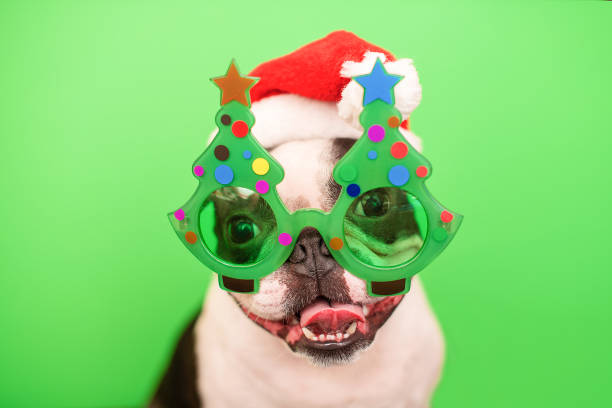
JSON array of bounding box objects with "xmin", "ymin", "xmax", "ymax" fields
[{"xmin": 169, "ymin": 60, "xmax": 463, "ymax": 297}]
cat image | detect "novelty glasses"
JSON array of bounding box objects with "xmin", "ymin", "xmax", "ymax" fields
[{"xmin": 169, "ymin": 60, "xmax": 463, "ymax": 296}]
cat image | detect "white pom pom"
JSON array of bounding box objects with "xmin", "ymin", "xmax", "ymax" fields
[
  {"xmin": 400, "ymin": 128, "xmax": 423, "ymax": 153},
  {"xmin": 337, "ymin": 51, "xmax": 422, "ymax": 130}
]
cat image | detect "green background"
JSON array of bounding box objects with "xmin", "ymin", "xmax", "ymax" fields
[{"xmin": 1, "ymin": 1, "xmax": 610, "ymax": 406}]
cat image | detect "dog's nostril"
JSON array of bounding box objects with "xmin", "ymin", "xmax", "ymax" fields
[
  {"xmin": 320, "ymin": 240, "xmax": 331, "ymax": 257},
  {"xmin": 288, "ymin": 244, "xmax": 307, "ymax": 263}
]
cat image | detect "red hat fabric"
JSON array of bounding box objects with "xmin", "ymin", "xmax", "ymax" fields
[
  {"xmin": 239, "ymin": 30, "xmax": 423, "ymax": 152},
  {"xmin": 250, "ymin": 31, "xmax": 395, "ymax": 104}
]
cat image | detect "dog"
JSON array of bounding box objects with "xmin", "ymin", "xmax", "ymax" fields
[
  {"xmin": 152, "ymin": 30, "xmax": 447, "ymax": 408},
  {"xmin": 150, "ymin": 137, "xmax": 445, "ymax": 408}
]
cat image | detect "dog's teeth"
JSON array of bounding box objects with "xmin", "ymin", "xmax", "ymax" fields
[
  {"xmin": 318, "ymin": 334, "xmax": 326, "ymax": 341},
  {"xmin": 343, "ymin": 332, "xmax": 350, "ymax": 339},
  {"xmin": 347, "ymin": 321, "xmax": 357, "ymax": 335},
  {"xmin": 301, "ymin": 327, "xmax": 316, "ymax": 340},
  {"xmin": 362, "ymin": 305, "xmax": 369, "ymax": 316},
  {"xmin": 335, "ymin": 332, "xmax": 343, "ymax": 341},
  {"xmin": 326, "ymin": 334, "xmax": 335, "ymax": 341}
]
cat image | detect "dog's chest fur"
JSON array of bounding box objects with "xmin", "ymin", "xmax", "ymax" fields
[{"xmin": 195, "ymin": 277, "xmax": 443, "ymax": 408}]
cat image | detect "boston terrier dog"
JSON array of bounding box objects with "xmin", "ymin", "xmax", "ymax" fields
[{"xmin": 151, "ymin": 31, "xmax": 445, "ymax": 408}]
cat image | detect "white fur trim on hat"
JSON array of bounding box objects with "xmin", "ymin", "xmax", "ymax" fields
[
  {"xmin": 251, "ymin": 94, "xmax": 360, "ymax": 148},
  {"xmin": 250, "ymin": 93, "xmax": 422, "ymax": 152}
]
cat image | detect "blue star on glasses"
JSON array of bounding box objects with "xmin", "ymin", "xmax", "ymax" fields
[{"xmin": 354, "ymin": 59, "xmax": 403, "ymax": 106}]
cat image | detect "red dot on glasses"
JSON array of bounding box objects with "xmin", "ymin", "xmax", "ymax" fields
[
  {"xmin": 440, "ymin": 211, "xmax": 453, "ymax": 223},
  {"xmin": 232, "ymin": 120, "xmax": 249, "ymax": 138},
  {"xmin": 416, "ymin": 166, "xmax": 428, "ymax": 178},
  {"xmin": 390, "ymin": 142, "xmax": 408, "ymax": 159}
]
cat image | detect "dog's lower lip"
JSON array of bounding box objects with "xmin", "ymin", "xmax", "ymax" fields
[{"xmin": 302, "ymin": 335, "xmax": 362, "ymax": 350}]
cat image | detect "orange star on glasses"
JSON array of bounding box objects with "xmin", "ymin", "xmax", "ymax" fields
[{"xmin": 212, "ymin": 61, "xmax": 258, "ymax": 107}]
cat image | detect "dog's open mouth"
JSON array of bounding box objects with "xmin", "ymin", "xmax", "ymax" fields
[{"xmin": 240, "ymin": 295, "xmax": 404, "ymax": 355}]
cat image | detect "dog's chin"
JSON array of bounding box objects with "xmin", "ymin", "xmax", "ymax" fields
[{"xmin": 238, "ymin": 295, "xmax": 404, "ymax": 366}]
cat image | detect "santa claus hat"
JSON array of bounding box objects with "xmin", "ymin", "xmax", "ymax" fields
[{"xmin": 248, "ymin": 30, "xmax": 423, "ymax": 152}]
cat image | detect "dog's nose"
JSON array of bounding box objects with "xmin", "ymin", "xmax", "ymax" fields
[{"xmin": 287, "ymin": 227, "xmax": 337, "ymax": 277}]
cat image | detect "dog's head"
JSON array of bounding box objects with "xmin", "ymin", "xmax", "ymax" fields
[
  {"xmin": 215, "ymin": 137, "xmax": 410, "ymax": 366},
  {"xmin": 202, "ymin": 39, "xmax": 427, "ymax": 367}
]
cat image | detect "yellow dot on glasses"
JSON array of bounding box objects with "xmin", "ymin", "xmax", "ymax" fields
[{"xmin": 252, "ymin": 158, "xmax": 270, "ymax": 175}]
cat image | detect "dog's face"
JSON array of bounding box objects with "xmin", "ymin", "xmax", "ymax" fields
[{"xmin": 219, "ymin": 138, "xmax": 406, "ymax": 366}]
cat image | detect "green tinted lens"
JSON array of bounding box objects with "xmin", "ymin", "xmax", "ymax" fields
[
  {"xmin": 343, "ymin": 187, "xmax": 427, "ymax": 267},
  {"xmin": 199, "ymin": 187, "xmax": 277, "ymax": 265}
]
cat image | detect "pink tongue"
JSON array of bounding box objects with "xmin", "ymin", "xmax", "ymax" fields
[{"xmin": 299, "ymin": 299, "xmax": 365, "ymax": 331}]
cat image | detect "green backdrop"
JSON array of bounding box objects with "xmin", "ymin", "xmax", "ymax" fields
[{"xmin": 1, "ymin": 1, "xmax": 610, "ymax": 407}]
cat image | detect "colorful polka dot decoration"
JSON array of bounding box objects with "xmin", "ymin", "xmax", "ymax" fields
[
  {"xmin": 242, "ymin": 150, "xmax": 252, "ymax": 159},
  {"xmin": 390, "ymin": 141, "xmax": 408, "ymax": 159},
  {"xmin": 388, "ymin": 165, "xmax": 410, "ymax": 186},
  {"xmin": 432, "ymin": 227, "xmax": 447, "ymax": 242},
  {"xmin": 232, "ymin": 120, "xmax": 249, "ymax": 138},
  {"xmin": 214, "ymin": 165, "xmax": 234, "ymax": 184},
  {"xmin": 193, "ymin": 165, "xmax": 204, "ymax": 177},
  {"xmin": 174, "ymin": 209, "xmax": 185, "ymax": 221},
  {"xmin": 329, "ymin": 237, "xmax": 343, "ymax": 251},
  {"xmin": 185, "ymin": 231, "xmax": 197, "ymax": 244},
  {"xmin": 340, "ymin": 164, "xmax": 357, "ymax": 181},
  {"xmin": 278, "ymin": 233, "xmax": 292, "ymax": 246},
  {"xmin": 440, "ymin": 210, "xmax": 454, "ymax": 223},
  {"xmin": 358, "ymin": 116, "xmax": 427, "ymax": 194},
  {"xmin": 367, "ymin": 124, "xmax": 385, "ymax": 142},
  {"xmin": 347, "ymin": 183, "xmax": 361, "ymax": 197},
  {"xmin": 416, "ymin": 166, "xmax": 428, "ymax": 178},
  {"xmin": 255, "ymin": 180, "xmax": 269, "ymax": 194},
  {"xmin": 214, "ymin": 145, "xmax": 229, "ymax": 161},
  {"xmin": 252, "ymin": 158, "xmax": 270, "ymax": 175},
  {"xmin": 387, "ymin": 116, "xmax": 400, "ymax": 128},
  {"xmin": 220, "ymin": 114, "xmax": 231, "ymax": 125}
]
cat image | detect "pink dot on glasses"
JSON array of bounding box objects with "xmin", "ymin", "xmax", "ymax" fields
[
  {"xmin": 193, "ymin": 165, "xmax": 204, "ymax": 177},
  {"xmin": 278, "ymin": 233, "xmax": 292, "ymax": 246},
  {"xmin": 368, "ymin": 124, "xmax": 385, "ymax": 142},
  {"xmin": 174, "ymin": 209, "xmax": 185, "ymax": 221},
  {"xmin": 255, "ymin": 180, "xmax": 269, "ymax": 194}
]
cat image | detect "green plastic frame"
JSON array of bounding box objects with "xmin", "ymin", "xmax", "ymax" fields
[{"xmin": 169, "ymin": 60, "xmax": 463, "ymax": 297}]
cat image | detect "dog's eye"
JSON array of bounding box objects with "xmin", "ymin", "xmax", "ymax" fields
[
  {"xmin": 227, "ymin": 215, "xmax": 260, "ymax": 244},
  {"xmin": 354, "ymin": 191, "xmax": 390, "ymax": 217}
]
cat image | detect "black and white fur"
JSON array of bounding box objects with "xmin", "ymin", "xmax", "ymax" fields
[{"xmin": 150, "ymin": 137, "xmax": 444, "ymax": 408}]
